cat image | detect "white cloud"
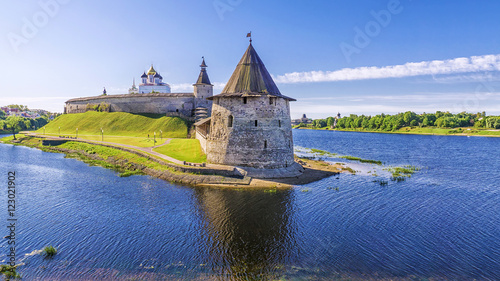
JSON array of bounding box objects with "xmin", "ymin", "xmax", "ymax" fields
[
  {"xmin": 274, "ymin": 54, "xmax": 500, "ymax": 84},
  {"xmin": 428, "ymin": 73, "xmax": 500, "ymax": 83}
]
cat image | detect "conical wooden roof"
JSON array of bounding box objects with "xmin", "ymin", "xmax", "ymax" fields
[
  {"xmin": 209, "ymin": 43, "xmax": 295, "ymax": 101},
  {"xmin": 195, "ymin": 58, "xmax": 211, "ymax": 85}
]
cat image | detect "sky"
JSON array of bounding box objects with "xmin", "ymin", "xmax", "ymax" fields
[{"xmin": 2, "ymin": 0, "xmax": 500, "ymax": 119}]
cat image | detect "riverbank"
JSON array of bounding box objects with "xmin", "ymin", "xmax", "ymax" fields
[
  {"xmin": 0, "ymin": 135, "xmax": 347, "ymax": 188},
  {"xmin": 295, "ymin": 126, "xmax": 500, "ymax": 137}
]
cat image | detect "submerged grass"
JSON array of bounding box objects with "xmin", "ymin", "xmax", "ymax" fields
[
  {"xmin": 384, "ymin": 165, "xmax": 420, "ymax": 182},
  {"xmin": 43, "ymin": 246, "xmax": 57, "ymax": 257},
  {"xmin": 304, "ymin": 147, "xmax": 383, "ymax": 165},
  {"xmin": 310, "ymin": 148, "xmax": 337, "ymax": 157},
  {"xmin": 0, "ymin": 264, "xmax": 21, "ymax": 279},
  {"xmin": 339, "ymin": 155, "xmax": 383, "ymax": 165}
]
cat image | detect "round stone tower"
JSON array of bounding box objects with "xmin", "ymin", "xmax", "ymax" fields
[{"xmin": 206, "ymin": 42, "xmax": 296, "ymax": 169}]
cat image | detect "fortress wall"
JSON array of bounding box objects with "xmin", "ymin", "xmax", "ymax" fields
[
  {"xmin": 206, "ymin": 96, "xmax": 294, "ymax": 169},
  {"xmin": 196, "ymin": 130, "xmax": 208, "ymax": 153},
  {"xmin": 66, "ymin": 95, "xmax": 195, "ymax": 116}
]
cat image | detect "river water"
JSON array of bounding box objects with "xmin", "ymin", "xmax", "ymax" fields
[{"xmin": 0, "ymin": 130, "xmax": 499, "ymax": 280}]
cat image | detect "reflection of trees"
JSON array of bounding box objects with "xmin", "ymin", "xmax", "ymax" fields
[{"xmin": 192, "ymin": 187, "xmax": 298, "ymax": 280}]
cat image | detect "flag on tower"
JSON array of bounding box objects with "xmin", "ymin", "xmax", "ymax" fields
[{"xmin": 247, "ymin": 32, "xmax": 251, "ymax": 38}]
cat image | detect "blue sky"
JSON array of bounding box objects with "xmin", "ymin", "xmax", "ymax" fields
[{"xmin": 2, "ymin": 0, "xmax": 500, "ymax": 118}]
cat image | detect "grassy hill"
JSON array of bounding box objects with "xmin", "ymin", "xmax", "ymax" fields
[{"xmin": 36, "ymin": 112, "xmax": 189, "ymax": 138}]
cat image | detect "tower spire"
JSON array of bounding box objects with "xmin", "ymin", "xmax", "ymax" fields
[
  {"xmin": 200, "ymin": 56, "xmax": 207, "ymax": 68},
  {"xmin": 195, "ymin": 57, "xmax": 211, "ymax": 85}
]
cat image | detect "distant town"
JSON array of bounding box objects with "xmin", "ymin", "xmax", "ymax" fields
[
  {"xmin": 0, "ymin": 105, "xmax": 59, "ymax": 134},
  {"xmin": 1, "ymin": 105, "xmax": 56, "ymax": 119}
]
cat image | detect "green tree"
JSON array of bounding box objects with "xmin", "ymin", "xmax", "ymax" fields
[
  {"xmin": 5, "ymin": 116, "xmax": 22, "ymax": 139},
  {"xmin": 326, "ymin": 117, "xmax": 335, "ymax": 128},
  {"xmin": 35, "ymin": 117, "xmax": 49, "ymax": 128},
  {"xmin": 24, "ymin": 120, "xmax": 32, "ymax": 130},
  {"xmin": 403, "ymin": 111, "xmax": 417, "ymax": 126}
]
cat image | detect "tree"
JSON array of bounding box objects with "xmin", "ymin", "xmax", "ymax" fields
[
  {"xmin": 0, "ymin": 109, "xmax": 5, "ymax": 118},
  {"xmin": 403, "ymin": 111, "xmax": 417, "ymax": 126},
  {"xmin": 326, "ymin": 117, "xmax": 335, "ymax": 128},
  {"xmin": 35, "ymin": 117, "xmax": 49, "ymax": 128},
  {"xmin": 4, "ymin": 116, "xmax": 22, "ymax": 140}
]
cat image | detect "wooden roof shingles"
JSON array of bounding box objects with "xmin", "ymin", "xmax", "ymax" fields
[{"xmin": 209, "ymin": 43, "xmax": 295, "ymax": 101}]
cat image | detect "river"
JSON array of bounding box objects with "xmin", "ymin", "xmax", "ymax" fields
[{"xmin": 0, "ymin": 130, "xmax": 499, "ymax": 280}]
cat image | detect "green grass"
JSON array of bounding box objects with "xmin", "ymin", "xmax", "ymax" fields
[
  {"xmin": 153, "ymin": 139, "xmax": 206, "ymax": 163},
  {"xmin": 67, "ymin": 135, "xmax": 162, "ymax": 148},
  {"xmin": 58, "ymin": 141, "xmax": 172, "ymax": 172},
  {"xmin": 384, "ymin": 165, "xmax": 420, "ymax": 182},
  {"xmin": 36, "ymin": 111, "xmax": 188, "ymax": 138},
  {"xmin": 339, "ymin": 155, "xmax": 382, "ymax": 165},
  {"xmin": 310, "ymin": 148, "xmax": 337, "ymax": 156},
  {"xmin": 0, "ymin": 264, "xmax": 21, "ymax": 279},
  {"xmin": 304, "ymin": 147, "xmax": 382, "ymax": 165},
  {"xmin": 0, "ymin": 134, "xmax": 26, "ymax": 142}
]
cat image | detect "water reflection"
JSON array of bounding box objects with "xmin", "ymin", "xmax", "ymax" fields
[{"xmin": 192, "ymin": 187, "xmax": 298, "ymax": 280}]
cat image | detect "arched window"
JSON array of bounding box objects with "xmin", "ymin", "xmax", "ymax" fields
[
  {"xmin": 228, "ymin": 115, "xmax": 233, "ymax": 127},
  {"xmin": 255, "ymin": 120, "xmax": 258, "ymax": 127},
  {"xmin": 264, "ymin": 140, "xmax": 267, "ymax": 149},
  {"xmin": 279, "ymin": 120, "xmax": 281, "ymax": 127},
  {"xmin": 243, "ymin": 97, "xmax": 247, "ymax": 104}
]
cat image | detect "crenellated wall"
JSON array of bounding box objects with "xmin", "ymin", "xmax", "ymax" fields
[{"xmin": 206, "ymin": 95, "xmax": 294, "ymax": 169}]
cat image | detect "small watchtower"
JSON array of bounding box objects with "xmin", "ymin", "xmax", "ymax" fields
[
  {"xmin": 206, "ymin": 41, "xmax": 296, "ymax": 169},
  {"xmin": 193, "ymin": 57, "xmax": 213, "ymax": 121}
]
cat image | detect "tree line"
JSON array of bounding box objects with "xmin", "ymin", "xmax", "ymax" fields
[
  {"xmin": 306, "ymin": 111, "xmax": 500, "ymax": 131},
  {"xmin": 0, "ymin": 106, "xmax": 53, "ymax": 139}
]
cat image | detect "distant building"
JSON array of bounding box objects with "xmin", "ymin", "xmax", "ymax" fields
[
  {"xmin": 65, "ymin": 59, "xmax": 213, "ymax": 121},
  {"xmin": 139, "ymin": 65, "xmax": 171, "ymax": 94},
  {"xmin": 128, "ymin": 78, "xmax": 139, "ymax": 94},
  {"xmin": 291, "ymin": 114, "xmax": 312, "ymax": 126}
]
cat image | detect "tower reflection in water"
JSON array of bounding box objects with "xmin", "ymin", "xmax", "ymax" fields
[{"xmin": 192, "ymin": 187, "xmax": 298, "ymax": 279}]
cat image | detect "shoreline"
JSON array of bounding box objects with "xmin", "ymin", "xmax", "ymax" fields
[
  {"xmin": 1, "ymin": 135, "xmax": 347, "ymax": 188},
  {"xmin": 295, "ymin": 127, "xmax": 500, "ymax": 138}
]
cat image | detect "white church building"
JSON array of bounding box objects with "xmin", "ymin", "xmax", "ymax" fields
[{"xmin": 129, "ymin": 65, "xmax": 171, "ymax": 94}]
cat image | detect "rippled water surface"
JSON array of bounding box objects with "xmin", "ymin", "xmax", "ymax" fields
[{"xmin": 0, "ymin": 130, "xmax": 499, "ymax": 280}]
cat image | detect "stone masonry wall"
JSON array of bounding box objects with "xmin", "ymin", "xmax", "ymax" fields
[
  {"xmin": 65, "ymin": 94, "xmax": 195, "ymax": 116},
  {"xmin": 206, "ymin": 95, "xmax": 294, "ymax": 169}
]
